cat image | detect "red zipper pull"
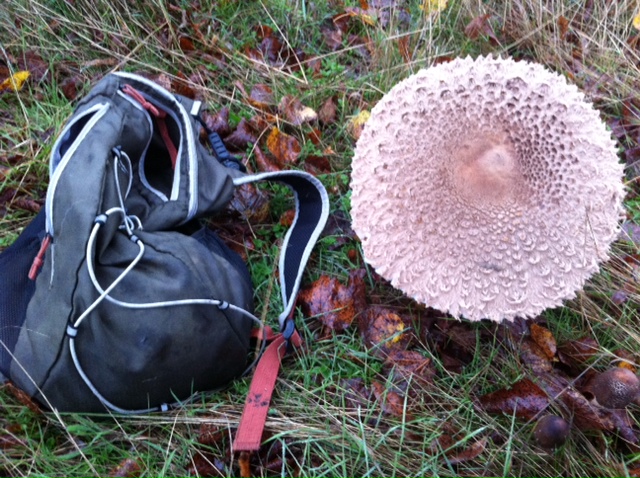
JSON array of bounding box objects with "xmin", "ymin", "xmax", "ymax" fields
[{"xmin": 28, "ymin": 234, "xmax": 52, "ymax": 281}]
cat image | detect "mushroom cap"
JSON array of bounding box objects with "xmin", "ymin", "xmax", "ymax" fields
[
  {"xmin": 350, "ymin": 56, "xmax": 625, "ymax": 321},
  {"xmin": 590, "ymin": 367, "xmax": 640, "ymax": 409},
  {"xmin": 533, "ymin": 415, "xmax": 570, "ymax": 449}
]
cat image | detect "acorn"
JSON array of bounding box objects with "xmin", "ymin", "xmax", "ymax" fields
[
  {"xmin": 533, "ymin": 415, "xmax": 570, "ymax": 449},
  {"xmin": 590, "ymin": 367, "xmax": 640, "ymax": 409}
]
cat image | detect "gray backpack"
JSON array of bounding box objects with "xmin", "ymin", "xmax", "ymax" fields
[{"xmin": 0, "ymin": 72, "xmax": 328, "ymax": 416}]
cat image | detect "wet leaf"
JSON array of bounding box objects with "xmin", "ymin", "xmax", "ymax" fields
[
  {"xmin": 171, "ymin": 72, "xmax": 197, "ymax": 99},
  {"xmin": 109, "ymin": 458, "xmax": 142, "ymax": 477},
  {"xmin": 59, "ymin": 76, "xmax": 81, "ymax": 101},
  {"xmin": 383, "ymin": 349, "xmax": 435, "ymax": 391},
  {"xmin": 371, "ymin": 380, "xmax": 411, "ymax": 419},
  {"xmin": 266, "ymin": 127, "xmax": 301, "ymax": 165},
  {"xmin": 358, "ymin": 306, "xmax": 411, "ymax": 355},
  {"xmin": 278, "ymin": 95, "xmax": 317, "ymax": 126},
  {"xmin": 0, "ymin": 71, "xmax": 30, "ymax": 92},
  {"xmin": 464, "ymin": 14, "xmax": 499, "ymax": 44},
  {"xmin": 248, "ymin": 84, "xmax": 274, "ymax": 110},
  {"xmin": 203, "ymin": 107, "xmax": 232, "ymax": 137},
  {"xmin": 321, "ymin": 25, "xmax": 343, "ymax": 51},
  {"xmin": 348, "ymin": 110, "xmax": 370, "ymax": 140},
  {"xmin": 225, "ymin": 118, "xmax": 259, "ymax": 150},
  {"xmin": 253, "ymin": 145, "xmax": 280, "ymax": 172},
  {"xmin": 304, "ymin": 155, "xmax": 332, "ymax": 175},
  {"xmin": 298, "ymin": 271, "xmax": 366, "ymax": 331},
  {"xmin": 198, "ymin": 424, "xmax": 225, "ymax": 446},
  {"xmin": 479, "ymin": 378, "xmax": 549, "ymax": 421},
  {"xmin": 179, "ymin": 35, "xmax": 196, "ymax": 51},
  {"xmin": 520, "ymin": 338, "xmax": 553, "ymax": 374},
  {"xmin": 238, "ymin": 451, "xmax": 252, "ymax": 478},
  {"xmin": 557, "ymin": 337, "xmax": 598, "ymax": 371},
  {"xmin": 530, "ymin": 323, "xmax": 557, "ymax": 360},
  {"xmin": 228, "ymin": 183, "xmax": 270, "ymax": 222},
  {"xmin": 0, "ymin": 432, "xmax": 26, "ymax": 451},
  {"xmin": 318, "ymin": 97, "xmax": 338, "ymax": 125},
  {"xmin": 445, "ymin": 437, "xmax": 487, "ymax": 465}
]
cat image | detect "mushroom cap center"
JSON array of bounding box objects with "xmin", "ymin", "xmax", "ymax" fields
[{"xmin": 452, "ymin": 137, "xmax": 518, "ymax": 205}]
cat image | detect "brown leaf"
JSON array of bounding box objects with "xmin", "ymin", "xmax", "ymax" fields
[
  {"xmin": 321, "ymin": 26, "xmax": 343, "ymax": 51},
  {"xmin": 3, "ymin": 382, "xmax": 42, "ymax": 414},
  {"xmin": 248, "ymin": 84, "xmax": 274, "ymax": 110},
  {"xmin": 304, "ymin": 155, "xmax": 332, "ymax": 175},
  {"xmin": 109, "ymin": 458, "xmax": 142, "ymax": 477},
  {"xmin": 358, "ymin": 306, "xmax": 411, "ymax": 355},
  {"xmin": 253, "ymin": 145, "xmax": 280, "ymax": 172},
  {"xmin": 228, "ymin": 183, "xmax": 270, "ymax": 222},
  {"xmin": 278, "ymin": 95, "xmax": 317, "ymax": 126},
  {"xmin": 59, "ymin": 76, "xmax": 81, "ymax": 101},
  {"xmin": 464, "ymin": 14, "xmax": 499, "ymax": 44},
  {"xmin": 558, "ymin": 15, "xmax": 570, "ymax": 40},
  {"xmin": 445, "ymin": 437, "xmax": 487, "ymax": 465},
  {"xmin": 520, "ymin": 338, "xmax": 553, "ymax": 374},
  {"xmin": 225, "ymin": 118, "xmax": 259, "ymax": 151},
  {"xmin": 238, "ymin": 451, "xmax": 252, "ymax": 478},
  {"xmin": 397, "ymin": 36, "xmax": 411, "ymax": 64},
  {"xmin": 479, "ymin": 378, "xmax": 549, "ymax": 421},
  {"xmin": 318, "ymin": 97, "xmax": 338, "ymax": 125},
  {"xmin": 171, "ymin": 72, "xmax": 197, "ymax": 99},
  {"xmin": 179, "ymin": 35, "xmax": 196, "ymax": 51},
  {"xmin": 266, "ymin": 127, "xmax": 301, "ymax": 165},
  {"xmin": 298, "ymin": 275, "xmax": 361, "ymax": 331},
  {"xmin": 203, "ymin": 107, "xmax": 231, "ymax": 137},
  {"xmin": 557, "ymin": 337, "xmax": 598, "ymax": 371},
  {"xmin": 198, "ymin": 424, "xmax": 225, "ymax": 446},
  {"xmin": 383, "ymin": 349, "xmax": 435, "ymax": 391},
  {"xmin": 371, "ymin": 380, "xmax": 411, "ymax": 419},
  {"xmin": 17, "ymin": 50, "xmax": 49, "ymax": 83},
  {"xmin": 530, "ymin": 323, "xmax": 557, "ymax": 360},
  {"xmin": 0, "ymin": 433, "xmax": 26, "ymax": 451},
  {"xmin": 187, "ymin": 452, "xmax": 225, "ymax": 477}
]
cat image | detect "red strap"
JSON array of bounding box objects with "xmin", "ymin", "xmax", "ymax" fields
[
  {"xmin": 122, "ymin": 84, "xmax": 178, "ymax": 169},
  {"xmin": 232, "ymin": 330, "xmax": 302, "ymax": 452}
]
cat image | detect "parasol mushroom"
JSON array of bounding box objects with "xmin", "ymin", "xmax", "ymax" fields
[{"xmin": 350, "ymin": 56, "xmax": 625, "ymax": 321}]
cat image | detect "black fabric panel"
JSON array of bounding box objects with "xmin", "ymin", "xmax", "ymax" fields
[{"xmin": 0, "ymin": 211, "xmax": 46, "ymax": 376}]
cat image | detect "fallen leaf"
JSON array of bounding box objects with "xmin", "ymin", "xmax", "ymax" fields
[
  {"xmin": 253, "ymin": 145, "xmax": 280, "ymax": 172},
  {"xmin": 344, "ymin": 7, "xmax": 376, "ymax": 26},
  {"xmin": 59, "ymin": 76, "xmax": 81, "ymax": 101},
  {"xmin": 248, "ymin": 84, "xmax": 274, "ymax": 111},
  {"xmin": 371, "ymin": 380, "xmax": 411, "ymax": 419},
  {"xmin": 109, "ymin": 458, "xmax": 142, "ymax": 477},
  {"xmin": 187, "ymin": 452, "xmax": 225, "ymax": 477},
  {"xmin": 304, "ymin": 155, "xmax": 332, "ymax": 174},
  {"xmin": 519, "ymin": 338, "xmax": 553, "ymax": 374},
  {"xmin": 530, "ymin": 323, "xmax": 557, "ymax": 360},
  {"xmin": 479, "ymin": 378, "xmax": 549, "ymax": 421},
  {"xmin": 464, "ymin": 14, "xmax": 499, "ymax": 44},
  {"xmin": 321, "ymin": 25, "xmax": 343, "ymax": 51},
  {"xmin": 198, "ymin": 424, "xmax": 225, "ymax": 446},
  {"xmin": 224, "ymin": 118, "xmax": 259, "ymax": 151},
  {"xmin": 348, "ymin": 110, "xmax": 370, "ymax": 140},
  {"xmin": 203, "ymin": 107, "xmax": 232, "ymax": 137},
  {"xmin": 318, "ymin": 97, "xmax": 338, "ymax": 125},
  {"xmin": 266, "ymin": 127, "xmax": 301, "ymax": 165},
  {"xmin": 445, "ymin": 437, "xmax": 487, "ymax": 465},
  {"xmin": 228, "ymin": 183, "xmax": 270, "ymax": 222},
  {"xmin": 171, "ymin": 72, "xmax": 197, "ymax": 99},
  {"xmin": 383, "ymin": 349, "xmax": 435, "ymax": 392},
  {"xmin": 298, "ymin": 272, "xmax": 365, "ymax": 331},
  {"xmin": 557, "ymin": 15, "xmax": 570, "ymax": 39},
  {"xmin": 278, "ymin": 95, "xmax": 317, "ymax": 126},
  {"xmin": 3, "ymin": 382, "xmax": 42, "ymax": 414},
  {"xmin": 179, "ymin": 35, "xmax": 196, "ymax": 51},
  {"xmin": 358, "ymin": 306, "xmax": 411, "ymax": 355},
  {"xmin": 398, "ymin": 36, "xmax": 411, "ymax": 64},
  {"xmin": 557, "ymin": 337, "xmax": 598, "ymax": 372},
  {"xmin": 238, "ymin": 451, "xmax": 252, "ymax": 478},
  {"xmin": 0, "ymin": 71, "xmax": 30, "ymax": 92}
]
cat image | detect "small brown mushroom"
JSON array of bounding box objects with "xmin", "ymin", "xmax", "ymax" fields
[
  {"xmin": 590, "ymin": 367, "xmax": 640, "ymax": 409},
  {"xmin": 350, "ymin": 56, "xmax": 625, "ymax": 321},
  {"xmin": 533, "ymin": 415, "xmax": 570, "ymax": 449}
]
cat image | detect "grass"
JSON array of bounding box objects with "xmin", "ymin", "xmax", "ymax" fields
[{"xmin": 2, "ymin": 0, "xmax": 640, "ymax": 476}]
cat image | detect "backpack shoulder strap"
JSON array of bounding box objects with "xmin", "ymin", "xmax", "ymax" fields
[{"xmin": 231, "ymin": 170, "xmax": 329, "ymax": 453}]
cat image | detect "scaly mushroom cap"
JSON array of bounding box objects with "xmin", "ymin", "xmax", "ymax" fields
[
  {"xmin": 590, "ymin": 367, "xmax": 640, "ymax": 409},
  {"xmin": 350, "ymin": 56, "xmax": 625, "ymax": 321}
]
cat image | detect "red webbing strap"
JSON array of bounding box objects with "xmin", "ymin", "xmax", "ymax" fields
[{"xmin": 232, "ymin": 330, "xmax": 302, "ymax": 452}]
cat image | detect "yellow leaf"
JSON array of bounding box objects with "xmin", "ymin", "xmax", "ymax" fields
[
  {"xmin": 421, "ymin": 0, "xmax": 448, "ymax": 14},
  {"xmin": 348, "ymin": 110, "xmax": 371, "ymax": 140},
  {"xmin": 0, "ymin": 71, "xmax": 30, "ymax": 92},
  {"xmin": 633, "ymin": 12, "xmax": 640, "ymax": 31}
]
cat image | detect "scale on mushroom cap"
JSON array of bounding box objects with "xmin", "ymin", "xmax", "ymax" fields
[{"xmin": 350, "ymin": 56, "xmax": 625, "ymax": 322}]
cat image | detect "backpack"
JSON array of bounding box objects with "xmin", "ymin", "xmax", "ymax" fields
[{"xmin": 0, "ymin": 72, "xmax": 328, "ymax": 448}]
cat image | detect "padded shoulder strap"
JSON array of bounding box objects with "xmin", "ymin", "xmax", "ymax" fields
[{"xmin": 233, "ymin": 171, "xmax": 329, "ymax": 330}]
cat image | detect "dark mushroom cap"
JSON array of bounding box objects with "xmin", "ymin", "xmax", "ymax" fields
[
  {"xmin": 591, "ymin": 367, "xmax": 640, "ymax": 409},
  {"xmin": 350, "ymin": 56, "xmax": 625, "ymax": 321},
  {"xmin": 533, "ymin": 415, "xmax": 570, "ymax": 449}
]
